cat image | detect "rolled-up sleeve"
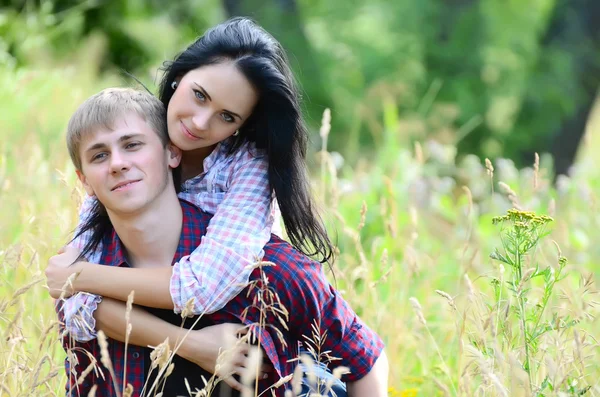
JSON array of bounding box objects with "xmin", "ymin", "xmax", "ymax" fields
[
  {"xmin": 60, "ymin": 292, "xmax": 102, "ymax": 342},
  {"xmin": 273, "ymin": 253, "xmax": 385, "ymax": 382},
  {"xmin": 323, "ymin": 304, "xmax": 385, "ymax": 381},
  {"xmin": 55, "ymin": 298, "xmax": 97, "ymax": 395},
  {"xmin": 171, "ymin": 153, "xmax": 274, "ymax": 314}
]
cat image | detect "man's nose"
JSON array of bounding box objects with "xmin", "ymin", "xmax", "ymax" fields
[{"xmin": 109, "ymin": 151, "xmax": 130, "ymax": 173}]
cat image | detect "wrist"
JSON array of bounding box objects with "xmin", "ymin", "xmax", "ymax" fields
[
  {"xmin": 177, "ymin": 331, "xmax": 200, "ymax": 362},
  {"xmin": 72, "ymin": 261, "xmax": 90, "ymax": 293}
]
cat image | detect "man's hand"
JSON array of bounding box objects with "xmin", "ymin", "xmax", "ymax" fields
[
  {"xmin": 45, "ymin": 246, "xmax": 83, "ymax": 299},
  {"xmin": 180, "ymin": 323, "xmax": 273, "ymax": 391}
]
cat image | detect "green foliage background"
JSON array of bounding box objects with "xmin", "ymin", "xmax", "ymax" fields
[{"xmin": 2, "ymin": 0, "xmax": 595, "ymax": 165}]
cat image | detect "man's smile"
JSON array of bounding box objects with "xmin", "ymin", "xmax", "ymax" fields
[{"xmin": 111, "ymin": 179, "xmax": 141, "ymax": 191}]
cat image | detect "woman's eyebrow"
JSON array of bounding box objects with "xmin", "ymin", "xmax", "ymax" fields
[
  {"xmin": 193, "ymin": 82, "xmax": 243, "ymax": 120},
  {"xmin": 193, "ymin": 82, "xmax": 212, "ymax": 101}
]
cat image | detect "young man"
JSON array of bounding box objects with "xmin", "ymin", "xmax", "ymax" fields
[{"xmin": 50, "ymin": 88, "xmax": 388, "ymax": 396}]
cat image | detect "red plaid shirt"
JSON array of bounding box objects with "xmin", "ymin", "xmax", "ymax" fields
[{"xmin": 58, "ymin": 200, "xmax": 384, "ymax": 396}]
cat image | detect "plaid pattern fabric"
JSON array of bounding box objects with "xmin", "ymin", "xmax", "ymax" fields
[
  {"xmin": 65, "ymin": 138, "xmax": 281, "ymax": 341},
  {"xmin": 59, "ymin": 200, "xmax": 384, "ymax": 396}
]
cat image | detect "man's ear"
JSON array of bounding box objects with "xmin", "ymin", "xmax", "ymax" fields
[
  {"xmin": 76, "ymin": 169, "xmax": 96, "ymax": 197},
  {"xmin": 167, "ymin": 143, "xmax": 183, "ymax": 169}
]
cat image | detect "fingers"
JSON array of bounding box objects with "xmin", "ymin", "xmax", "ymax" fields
[
  {"xmin": 222, "ymin": 375, "xmax": 245, "ymax": 391},
  {"xmin": 236, "ymin": 325, "xmax": 249, "ymax": 336},
  {"xmin": 57, "ymin": 246, "xmax": 66, "ymax": 255},
  {"xmin": 230, "ymin": 361, "xmax": 272, "ymax": 377},
  {"xmin": 231, "ymin": 349, "xmax": 250, "ymax": 367},
  {"xmin": 231, "ymin": 365, "xmax": 270, "ymax": 380}
]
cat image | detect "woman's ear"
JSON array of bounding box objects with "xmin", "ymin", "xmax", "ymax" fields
[{"xmin": 167, "ymin": 143, "xmax": 183, "ymax": 169}]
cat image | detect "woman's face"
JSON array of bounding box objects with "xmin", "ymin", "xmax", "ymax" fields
[{"xmin": 167, "ymin": 61, "xmax": 259, "ymax": 152}]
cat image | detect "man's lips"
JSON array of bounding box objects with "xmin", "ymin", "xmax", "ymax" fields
[
  {"xmin": 181, "ymin": 121, "xmax": 200, "ymax": 140},
  {"xmin": 111, "ymin": 180, "xmax": 141, "ymax": 191}
]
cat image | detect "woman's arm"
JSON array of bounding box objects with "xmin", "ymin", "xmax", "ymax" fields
[
  {"xmin": 46, "ymin": 253, "xmax": 175, "ymax": 308},
  {"xmin": 62, "ymin": 263, "xmax": 175, "ymax": 308},
  {"xmin": 95, "ymin": 297, "xmax": 205, "ymax": 364},
  {"xmin": 95, "ymin": 297, "xmax": 265, "ymax": 391},
  {"xmin": 171, "ymin": 148, "xmax": 274, "ymax": 314}
]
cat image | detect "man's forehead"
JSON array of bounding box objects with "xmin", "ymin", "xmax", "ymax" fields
[{"xmin": 80, "ymin": 115, "xmax": 150, "ymax": 149}]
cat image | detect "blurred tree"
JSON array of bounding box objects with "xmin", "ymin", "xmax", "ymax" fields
[
  {"xmin": 1, "ymin": 0, "xmax": 217, "ymax": 73},
  {"xmin": 223, "ymin": 0, "xmax": 334, "ymax": 127},
  {"xmin": 516, "ymin": 0, "xmax": 600, "ymax": 177},
  {"xmin": 445, "ymin": 0, "xmax": 555, "ymax": 163},
  {"xmin": 5, "ymin": 0, "xmax": 597, "ymax": 176}
]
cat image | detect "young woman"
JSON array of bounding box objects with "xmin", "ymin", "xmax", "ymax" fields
[{"xmin": 47, "ymin": 17, "xmax": 346, "ymax": 395}]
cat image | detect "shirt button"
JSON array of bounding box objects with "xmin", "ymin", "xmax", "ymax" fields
[{"xmin": 132, "ymin": 352, "xmax": 140, "ymax": 359}]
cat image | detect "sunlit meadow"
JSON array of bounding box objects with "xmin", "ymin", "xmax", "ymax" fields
[{"xmin": 2, "ymin": 50, "xmax": 600, "ymax": 396}]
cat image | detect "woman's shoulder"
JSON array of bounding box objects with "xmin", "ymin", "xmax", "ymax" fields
[
  {"xmin": 230, "ymin": 139, "xmax": 267, "ymax": 162},
  {"xmin": 220, "ymin": 139, "xmax": 268, "ymax": 175}
]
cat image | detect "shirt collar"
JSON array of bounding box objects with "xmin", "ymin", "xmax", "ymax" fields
[
  {"xmin": 100, "ymin": 199, "xmax": 203, "ymax": 267},
  {"xmin": 202, "ymin": 137, "xmax": 236, "ymax": 171},
  {"xmin": 101, "ymin": 229, "xmax": 128, "ymax": 267}
]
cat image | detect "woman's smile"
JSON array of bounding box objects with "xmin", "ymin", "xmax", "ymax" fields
[{"xmin": 180, "ymin": 121, "xmax": 201, "ymax": 141}]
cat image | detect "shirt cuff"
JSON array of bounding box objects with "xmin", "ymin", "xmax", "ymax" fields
[
  {"xmin": 170, "ymin": 237, "xmax": 258, "ymax": 315},
  {"xmin": 62, "ymin": 292, "xmax": 102, "ymax": 342}
]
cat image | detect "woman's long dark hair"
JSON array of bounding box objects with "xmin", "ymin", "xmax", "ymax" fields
[{"xmin": 159, "ymin": 17, "xmax": 334, "ymax": 264}]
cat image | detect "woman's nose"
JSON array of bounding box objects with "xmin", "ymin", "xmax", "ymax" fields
[{"xmin": 191, "ymin": 109, "xmax": 211, "ymax": 131}]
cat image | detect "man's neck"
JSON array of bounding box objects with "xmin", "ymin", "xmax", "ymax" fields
[{"xmin": 107, "ymin": 190, "xmax": 182, "ymax": 268}]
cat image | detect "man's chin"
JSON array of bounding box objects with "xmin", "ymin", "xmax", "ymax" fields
[{"xmin": 103, "ymin": 199, "xmax": 146, "ymax": 216}]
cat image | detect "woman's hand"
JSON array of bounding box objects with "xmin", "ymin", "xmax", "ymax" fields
[
  {"xmin": 180, "ymin": 323, "xmax": 273, "ymax": 391},
  {"xmin": 45, "ymin": 246, "xmax": 83, "ymax": 299}
]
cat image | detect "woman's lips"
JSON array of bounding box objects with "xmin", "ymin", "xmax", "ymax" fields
[{"xmin": 181, "ymin": 121, "xmax": 200, "ymax": 140}]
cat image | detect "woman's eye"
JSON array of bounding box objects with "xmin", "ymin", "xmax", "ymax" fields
[
  {"xmin": 221, "ymin": 113, "xmax": 235, "ymax": 123},
  {"xmin": 194, "ymin": 90, "xmax": 206, "ymax": 101}
]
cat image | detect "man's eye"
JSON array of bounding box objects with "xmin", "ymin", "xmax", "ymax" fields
[
  {"xmin": 194, "ymin": 90, "xmax": 206, "ymax": 101},
  {"xmin": 125, "ymin": 142, "xmax": 141, "ymax": 150},
  {"xmin": 91, "ymin": 153, "xmax": 107, "ymax": 162}
]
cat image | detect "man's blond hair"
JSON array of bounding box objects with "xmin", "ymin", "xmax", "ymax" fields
[{"xmin": 67, "ymin": 87, "xmax": 168, "ymax": 171}]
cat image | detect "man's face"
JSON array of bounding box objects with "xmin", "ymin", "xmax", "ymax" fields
[{"xmin": 76, "ymin": 113, "xmax": 181, "ymax": 216}]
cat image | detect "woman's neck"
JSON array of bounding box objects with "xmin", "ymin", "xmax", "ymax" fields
[{"xmin": 181, "ymin": 145, "xmax": 216, "ymax": 181}]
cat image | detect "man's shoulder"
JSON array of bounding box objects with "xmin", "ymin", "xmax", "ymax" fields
[{"xmin": 259, "ymin": 236, "xmax": 328, "ymax": 288}]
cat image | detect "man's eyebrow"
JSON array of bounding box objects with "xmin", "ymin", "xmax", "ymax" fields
[
  {"xmin": 84, "ymin": 142, "xmax": 107, "ymax": 154},
  {"xmin": 118, "ymin": 133, "xmax": 144, "ymax": 142},
  {"xmin": 193, "ymin": 82, "xmax": 242, "ymax": 120},
  {"xmin": 84, "ymin": 133, "xmax": 144, "ymax": 153}
]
